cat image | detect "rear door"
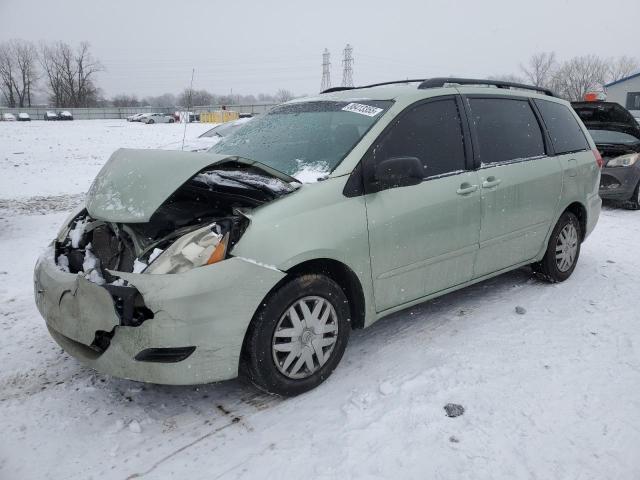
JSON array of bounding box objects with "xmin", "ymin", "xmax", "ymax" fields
[
  {"xmin": 463, "ymin": 95, "xmax": 563, "ymax": 277},
  {"xmin": 363, "ymin": 96, "xmax": 482, "ymax": 312}
]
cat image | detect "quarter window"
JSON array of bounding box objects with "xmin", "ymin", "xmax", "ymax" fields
[
  {"xmin": 468, "ymin": 98, "xmax": 545, "ymax": 164},
  {"xmin": 371, "ymin": 98, "xmax": 466, "ymax": 179},
  {"xmin": 534, "ymin": 99, "xmax": 590, "ymax": 154}
]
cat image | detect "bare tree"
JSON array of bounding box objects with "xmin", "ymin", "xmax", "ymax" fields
[
  {"xmin": 0, "ymin": 40, "xmax": 38, "ymax": 107},
  {"xmin": 13, "ymin": 40, "xmax": 38, "ymax": 107},
  {"xmin": 488, "ymin": 74, "xmax": 526, "ymax": 84},
  {"xmin": 178, "ymin": 88, "xmax": 214, "ymax": 107},
  {"xmin": 520, "ymin": 52, "xmax": 557, "ymax": 88},
  {"xmin": 143, "ymin": 93, "xmax": 177, "ymax": 107},
  {"xmin": 39, "ymin": 41, "xmax": 102, "ymax": 107},
  {"xmin": 607, "ymin": 55, "xmax": 639, "ymax": 83},
  {"xmin": 0, "ymin": 42, "xmax": 17, "ymax": 107},
  {"xmin": 275, "ymin": 88, "xmax": 293, "ymax": 103},
  {"xmin": 112, "ymin": 94, "xmax": 140, "ymax": 107},
  {"xmin": 552, "ymin": 55, "xmax": 610, "ymax": 101}
]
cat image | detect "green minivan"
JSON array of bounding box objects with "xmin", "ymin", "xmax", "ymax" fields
[{"xmin": 34, "ymin": 78, "xmax": 601, "ymax": 395}]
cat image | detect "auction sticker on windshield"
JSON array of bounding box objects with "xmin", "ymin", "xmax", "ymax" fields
[{"xmin": 342, "ymin": 103, "xmax": 384, "ymax": 117}]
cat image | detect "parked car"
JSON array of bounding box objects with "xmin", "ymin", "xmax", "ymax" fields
[
  {"xmin": 34, "ymin": 78, "xmax": 601, "ymax": 396},
  {"xmin": 58, "ymin": 111, "xmax": 73, "ymax": 120},
  {"xmin": 126, "ymin": 113, "xmax": 148, "ymax": 122},
  {"xmin": 159, "ymin": 117, "xmax": 252, "ymax": 152},
  {"xmin": 44, "ymin": 111, "xmax": 58, "ymax": 121},
  {"xmin": 141, "ymin": 113, "xmax": 175, "ymax": 124},
  {"xmin": 17, "ymin": 112, "xmax": 31, "ymax": 121},
  {"xmin": 2, "ymin": 113, "xmax": 16, "ymax": 121},
  {"xmin": 572, "ymin": 101, "xmax": 640, "ymax": 209}
]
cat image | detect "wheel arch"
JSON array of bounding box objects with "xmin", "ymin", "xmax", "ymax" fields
[
  {"xmin": 282, "ymin": 258, "xmax": 366, "ymax": 330},
  {"xmin": 564, "ymin": 201, "xmax": 587, "ymax": 241}
]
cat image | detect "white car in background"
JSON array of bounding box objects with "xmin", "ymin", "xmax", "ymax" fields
[
  {"xmin": 2, "ymin": 113, "xmax": 16, "ymax": 121},
  {"xmin": 141, "ymin": 113, "xmax": 175, "ymax": 124},
  {"xmin": 126, "ymin": 113, "xmax": 149, "ymax": 122},
  {"xmin": 159, "ymin": 117, "xmax": 252, "ymax": 152},
  {"xmin": 18, "ymin": 112, "xmax": 31, "ymax": 121},
  {"xmin": 44, "ymin": 111, "xmax": 58, "ymax": 121}
]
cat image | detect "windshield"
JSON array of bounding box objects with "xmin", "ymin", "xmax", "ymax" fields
[
  {"xmin": 209, "ymin": 100, "xmax": 393, "ymax": 181},
  {"xmin": 200, "ymin": 119, "xmax": 249, "ymax": 138},
  {"xmin": 588, "ymin": 129, "xmax": 640, "ymax": 145}
]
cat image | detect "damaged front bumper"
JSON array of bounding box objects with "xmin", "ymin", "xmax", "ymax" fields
[
  {"xmin": 34, "ymin": 245, "xmax": 285, "ymax": 385},
  {"xmin": 599, "ymin": 166, "xmax": 640, "ymax": 201}
]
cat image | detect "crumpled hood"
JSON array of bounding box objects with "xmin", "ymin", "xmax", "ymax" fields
[{"xmin": 86, "ymin": 148, "xmax": 297, "ymax": 223}]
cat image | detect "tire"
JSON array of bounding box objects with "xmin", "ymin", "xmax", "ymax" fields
[
  {"xmin": 147, "ymin": 119, "xmax": 154, "ymax": 124},
  {"xmin": 168, "ymin": 118, "xmax": 175, "ymax": 123},
  {"xmin": 624, "ymin": 181, "xmax": 640, "ymax": 210},
  {"xmin": 242, "ymin": 274, "xmax": 351, "ymax": 396},
  {"xmin": 532, "ymin": 211, "xmax": 581, "ymax": 283}
]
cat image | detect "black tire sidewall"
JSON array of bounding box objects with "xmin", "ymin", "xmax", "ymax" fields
[
  {"xmin": 542, "ymin": 212, "xmax": 582, "ymax": 282},
  {"xmin": 243, "ymin": 274, "xmax": 351, "ymax": 396}
]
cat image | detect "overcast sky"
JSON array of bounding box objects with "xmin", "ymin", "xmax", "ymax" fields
[{"xmin": 1, "ymin": 0, "xmax": 638, "ymax": 98}]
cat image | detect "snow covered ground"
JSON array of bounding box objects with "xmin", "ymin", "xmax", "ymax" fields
[{"xmin": 1, "ymin": 120, "xmax": 640, "ymax": 479}]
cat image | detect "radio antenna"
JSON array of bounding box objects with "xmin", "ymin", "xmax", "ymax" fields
[{"xmin": 181, "ymin": 68, "xmax": 195, "ymax": 151}]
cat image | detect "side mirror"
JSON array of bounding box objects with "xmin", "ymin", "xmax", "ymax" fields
[{"xmin": 366, "ymin": 156, "xmax": 424, "ymax": 193}]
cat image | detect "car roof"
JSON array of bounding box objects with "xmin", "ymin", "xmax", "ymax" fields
[{"xmin": 294, "ymin": 78, "xmax": 563, "ymax": 105}]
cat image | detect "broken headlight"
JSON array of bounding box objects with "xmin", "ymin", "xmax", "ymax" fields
[
  {"xmin": 144, "ymin": 223, "xmax": 229, "ymax": 275},
  {"xmin": 607, "ymin": 152, "xmax": 639, "ymax": 167}
]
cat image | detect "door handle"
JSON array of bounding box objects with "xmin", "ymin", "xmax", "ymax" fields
[
  {"xmin": 456, "ymin": 183, "xmax": 478, "ymax": 195},
  {"xmin": 482, "ymin": 176, "xmax": 502, "ymax": 188}
]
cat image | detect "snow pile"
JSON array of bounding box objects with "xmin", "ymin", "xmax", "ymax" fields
[
  {"xmin": 81, "ymin": 243, "xmax": 105, "ymax": 285},
  {"xmin": 292, "ymin": 162, "xmax": 330, "ymax": 183}
]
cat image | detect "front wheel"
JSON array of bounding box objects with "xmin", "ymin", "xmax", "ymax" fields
[
  {"xmin": 147, "ymin": 119, "xmax": 154, "ymax": 124},
  {"xmin": 168, "ymin": 118, "xmax": 175, "ymax": 123},
  {"xmin": 532, "ymin": 211, "xmax": 581, "ymax": 282},
  {"xmin": 242, "ymin": 274, "xmax": 350, "ymax": 396}
]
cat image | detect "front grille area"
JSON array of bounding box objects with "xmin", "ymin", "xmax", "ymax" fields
[{"xmin": 600, "ymin": 174, "xmax": 621, "ymax": 190}]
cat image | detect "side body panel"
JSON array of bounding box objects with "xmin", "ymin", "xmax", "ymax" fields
[
  {"xmin": 231, "ymin": 176, "xmax": 379, "ymax": 324},
  {"xmin": 365, "ymin": 172, "xmax": 481, "ymax": 311},
  {"xmin": 474, "ymin": 158, "xmax": 562, "ymax": 276}
]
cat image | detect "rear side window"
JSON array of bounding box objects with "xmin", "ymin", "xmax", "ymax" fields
[
  {"xmin": 534, "ymin": 99, "xmax": 590, "ymax": 154},
  {"xmin": 371, "ymin": 98, "xmax": 466, "ymax": 178},
  {"xmin": 468, "ymin": 98, "xmax": 545, "ymax": 164}
]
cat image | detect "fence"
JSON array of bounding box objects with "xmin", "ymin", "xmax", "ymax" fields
[{"xmin": 0, "ymin": 104, "xmax": 276, "ymax": 121}]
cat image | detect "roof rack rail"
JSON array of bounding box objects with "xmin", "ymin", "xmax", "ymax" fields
[
  {"xmin": 418, "ymin": 77, "xmax": 555, "ymax": 97},
  {"xmin": 321, "ymin": 79, "xmax": 426, "ymax": 94}
]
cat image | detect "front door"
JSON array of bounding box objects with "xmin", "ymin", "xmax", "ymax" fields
[{"xmin": 364, "ymin": 97, "xmax": 481, "ymax": 312}]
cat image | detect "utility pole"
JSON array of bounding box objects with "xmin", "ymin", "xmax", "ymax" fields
[
  {"xmin": 341, "ymin": 44, "xmax": 354, "ymax": 87},
  {"xmin": 321, "ymin": 48, "xmax": 331, "ymax": 92}
]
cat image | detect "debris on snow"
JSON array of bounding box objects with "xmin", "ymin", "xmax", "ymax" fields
[
  {"xmin": 515, "ymin": 306, "xmax": 527, "ymax": 315},
  {"xmin": 444, "ymin": 403, "xmax": 465, "ymax": 418},
  {"xmin": 449, "ymin": 435, "xmax": 460, "ymax": 443},
  {"xmin": 379, "ymin": 381, "xmax": 395, "ymax": 396},
  {"xmin": 128, "ymin": 420, "xmax": 142, "ymax": 433}
]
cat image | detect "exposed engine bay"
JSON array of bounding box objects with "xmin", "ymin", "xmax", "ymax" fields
[{"xmin": 55, "ymin": 161, "xmax": 298, "ymax": 284}]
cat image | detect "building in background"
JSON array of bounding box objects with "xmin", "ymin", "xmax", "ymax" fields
[{"xmin": 604, "ymin": 72, "xmax": 640, "ymax": 113}]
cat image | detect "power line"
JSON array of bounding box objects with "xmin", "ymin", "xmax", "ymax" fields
[
  {"xmin": 341, "ymin": 44, "xmax": 354, "ymax": 87},
  {"xmin": 321, "ymin": 48, "xmax": 331, "ymax": 92}
]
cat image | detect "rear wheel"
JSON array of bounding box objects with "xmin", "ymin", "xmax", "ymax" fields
[
  {"xmin": 242, "ymin": 274, "xmax": 350, "ymax": 396},
  {"xmin": 532, "ymin": 211, "xmax": 581, "ymax": 282},
  {"xmin": 168, "ymin": 118, "xmax": 175, "ymax": 123},
  {"xmin": 624, "ymin": 181, "xmax": 640, "ymax": 210},
  {"xmin": 147, "ymin": 119, "xmax": 154, "ymax": 124}
]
